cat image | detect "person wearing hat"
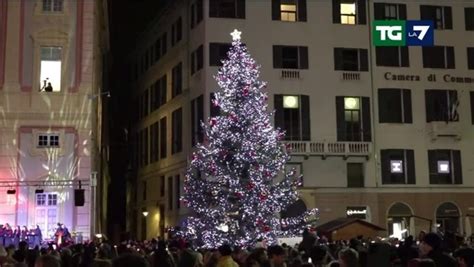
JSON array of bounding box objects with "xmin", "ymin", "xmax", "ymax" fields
[{"xmin": 419, "ymin": 232, "xmax": 456, "ymax": 267}]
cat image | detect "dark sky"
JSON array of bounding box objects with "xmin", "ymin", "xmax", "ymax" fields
[{"xmin": 109, "ymin": 0, "xmax": 167, "ymax": 55}]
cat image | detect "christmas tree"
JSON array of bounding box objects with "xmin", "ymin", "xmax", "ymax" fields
[{"xmin": 182, "ymin": 30, "xmax": 317, "ymax": 248}]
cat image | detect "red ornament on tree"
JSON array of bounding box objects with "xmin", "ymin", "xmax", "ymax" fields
[
  {"xmin": 259, "ymin": 193, "xmax": 267, "ymax": 201},
  {"xmin": 246, "ymin": 182, "xmax": 255, "ymax": 190},
  {"xmin": 210, "ymin": 118, "xmax": 217, "ymax": 126},
  {"xmin": 243, "ymin": 87, "xmax": 249, "ymax": 96},
  {"xmin": 263, "ymin": 225, "xmax": 271, "ymax": 232},
  {"xmin": 235, "ymin": 192, "xmax": 243, "ymax": 198}
]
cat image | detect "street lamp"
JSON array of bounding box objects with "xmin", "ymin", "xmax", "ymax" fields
[{"xmin": 142, "ymin": 211, "xmax": 149, "ymax": 217}]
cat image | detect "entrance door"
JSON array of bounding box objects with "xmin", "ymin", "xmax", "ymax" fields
[
  {"xmin": 35, "ymin": 193, "xmax": 58, "ymax": 239},
  {"xmin": 436, "ymin": 202, "xmax": 460, "ymax": 234}
]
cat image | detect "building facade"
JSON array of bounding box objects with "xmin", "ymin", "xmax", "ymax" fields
[
  {"xmin": 129, "ymin": 0, "xmax": 474, "ymax": 240},
  {"xmin": 0, "ymin": 0, "xmax": 109, "ymax": 240}
]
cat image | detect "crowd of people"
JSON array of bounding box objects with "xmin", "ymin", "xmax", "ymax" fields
[{"xmin": 0, "ymin": 230, "xmax": 473, "ymax": 267}]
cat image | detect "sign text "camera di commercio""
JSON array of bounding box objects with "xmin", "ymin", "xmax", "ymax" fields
[{"xmin": 384, "ymin": 72, "xmax": 474, "ymax": 84}]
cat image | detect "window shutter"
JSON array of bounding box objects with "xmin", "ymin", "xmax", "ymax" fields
[
  {"xmin": 468, "ymin": 48, "xmax": 474, "ymax": 70},
  {"xmin": 466, "ymin": 8, "xmax": 474, "ymax": 31},
  {"xmin": 406, "ymin": 150, "xmax": 416, "ymax": 184},
  {"xmin": 362, "ymin": 97, "xmax": 371, "ymax": 141},
  {"xmin": 420, "ymin": 5, "xmax": 431, "ymax": 21},
  {"xmin": 297, "ymin": 0, "xmax": 307, "ymax": 22},
  {"xmin": 209, "ymin": 0, "xmax": 218, "ymax": 17},
  {"xmin": 197, "ymin": 0, "xmax": 203, "ymax": 22},
  {"xmin": 190, "ymin": 3, "xmax": 195, "ymax": 29},
  {"xmin": 210, "ymin": 43, "xmax": 219, "ymax": 66},
  {"xmin": 298, "ymin": 46, "xmax": 309, "ymax": 69},
  {"xmin": 273, "ymin": 46, "xmax": 283, "ymax": 68},
  {"xmin": 373, "ymin": 3, "xmax": 385, "ymax": 20},
  {"xmin": 197, "ymin": 45, "xmax": 203, "ymax": 70},
  {"xmin": 237, "ymin": 0, "xmax": 246, "ymax": 19},
  {"xmin": 446, "ymin": 46, "xmax": 455, "ymax": 69},
  {"xmin": 301, "ymin": 95, "xmax": 311, "ymax": 141},
  {"xmin": 400, "ymin": 47, "xmax": 409, "ymax": 67},
  {"xmin": 336, "ymin": 96, "xmax": 345, "ymax": 141},
  {"xmin": 357, "ymin": 0, "xmax": 366, "ymax": 24},
  {"xmin": 334, "ymin": 48, "xmax": 343, "ymax": 70},
  {"xmin": 403, "ymin": 89, "xmax": 413, "ymax": 123},
  {"xmin": 444, "ymin": 6, "xmax": 452, "ymax": 29},
  {"xmin": 359, "ymin": 49, "xmax": 368, "ymax": 71},
  {"xmin": 210, "ymin": 93, "xmax": 220, "ymax": 117},
  {"xmin": 470, "ymin": 92, "xmax": 474, "ymax": 125},
  {"xmin": 381, "ymin": 150, "xmax": 391, "ymax": 184},
  {"xmin": 332, "ymin": 0, "xmax": 341, "ymax": 24},
  {"xmin": 274, "ymin": 95, "xmax": 284, "ymax": 130},
  {"xmin": 162, "ymin": 33, "xmax": 167, "ymax": 55},
  {"xmin": 272, "ymin": 0, "xmax": 280, "ymax": 20},
  {"xmin": 191, "ymin": 99, "xmax": 196, "ymax": 146},
  {"xmin": 191, "ymin": 52, "xmax": 196, "ymax": 75},
  {"xmin": 425, "ymin": 90, "xmax": 434, "ymax": 122},
  {"xmin": 453, "ymin": 150, "xmax": 462, "ymax": 184},
  {"xmin": 428, "ymin": 150, "xmax": 437, "ymax": 184},
  {"xmin": 398, "ymin": 4, "xmax": 407, "ymax": 20},
  {"xmin": 171, "ymin": 24, "xmax": 175, "ymax": 46},
  {"xmin": 197, "ymin": 95, "xmax": 204, "ymax": 143},
  {"xmin": 378, "ymin": 89, "xmax": 389, "ymax": 123}
]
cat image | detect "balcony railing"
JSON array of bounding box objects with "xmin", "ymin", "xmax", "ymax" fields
[
  {"xmin": 281, "ymin": 70, "xmax": 300, "ymax": 79},
  {"xmin": 342, "ymin": 72, "xmax": 360, "ymax": 81},
  {"xmin": 283, "ymin": 141, "xmax": 371, "ymax": 158}
]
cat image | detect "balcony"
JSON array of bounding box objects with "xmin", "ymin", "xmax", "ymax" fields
[
  {"xmin": 428, "ymin": 121, "xmax": 461, "ymax": 140},
  {"xmin": 341, "ymin": 72, "xmax": 360, "ymax": 81},
  {"xmin": 283, "ymin": 141, "xmax": 371, "ymax": 159},
  {"xmin": 281, "ymin": 70, "xmax": 300, "ymax": 79}
]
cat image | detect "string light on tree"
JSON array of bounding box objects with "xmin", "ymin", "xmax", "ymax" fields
[{"xmin": 181, "ymin": 29, "xmax": 318, "ymax": 248}]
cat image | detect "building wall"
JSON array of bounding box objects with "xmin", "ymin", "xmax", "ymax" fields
[
  {"xmin": 0, "ymin": 0, "xmax": 108, "ymax": 240},
  {"xmin": 130, "ymin": 0, "xmax": 474, "ymax": 239}
]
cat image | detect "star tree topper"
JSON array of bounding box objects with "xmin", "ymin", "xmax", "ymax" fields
[{"xmin": 230, "ymin": 29, "xmax": 242, "ymax": 41}]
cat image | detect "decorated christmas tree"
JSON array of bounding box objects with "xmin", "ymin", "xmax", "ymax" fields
[{"xmin": 182, "ymin": 30, "xmax": 317, "ymax": 248}]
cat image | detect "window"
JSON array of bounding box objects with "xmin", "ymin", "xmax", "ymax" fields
[
  {"xmin": 425, "ymin": 90, "xmax": 459, "ymax": 122},
  {"xmin": 190, "ymin": 0, "xmax": 204, "ymax": 29},
  {"xmin": 42, "ymin": 0, "xmax": 63, "ymax": 12},
  {"xmin": 209, "ymin": 43, "xmax": 232, "ymax": 66},
  {"xmin": 334, "ymin": 48, "xmax": 368, "ymax": 71},
  {"xmin": 378, "ymin": 89, "xmax": 412, "ymax": 123},
  {"xmin": 191, "ymin": 95, "xmax": 204, "ymax": 146},
  {"xmin": 347, "ymin": 163, "xmax": 364, "ymax": 188},
  {"xmin": 142, "ymin": 181, "xmax": 147, "ymax": 201},
  {"xmin": 336, "ymin": 96, "xmax": 371, "ymax": 141},
  {"xmin": 142, "ymin": 89, "xmax": 149, "ymax": 118},
  {"xmin": 381, "ymin": 149, "xmax": 415, "ymax": 184},
  {"xmin": 36, "ymin": 193, "xmax": 58, "ymax": 206},
  {"xmin": 171, "ymin": 17, "xmax": 182, "ymax": 46},
  {"xmin": 154, "ymin": 33, "xmax": 167, "ymax": 62},
  {"xmin": 210, "ymin": 93, "xmax": 221, "ymax": 117},
  {"xmin": 37, "ymin": 134, "xmax": 60, "ymax": 148},
  {"xmin": 36, "ymin": 194, "xmax": 46, "ymax": 206},
  {"xmin": 172, "ymin": 108, "xmax": 183, "ymax": 154},
  {"xmin": 375, "ymin": 47, "xmax": 409, "ymax": 67},
  {"xmin": 191, "ymin": 45, "xmax": 204, "ymax": 75},
  {"xmin": 141, "ymin": 128, "xmax": 149, "ymax": 166},
  {"xmin": 428, "ymin": 150, "xmax": 462, "ymax": 184},
  {"xmin": 167, "ymin": 176, "xmax": 173, "ymax": 210},
  {"xmin": 209, "ymin": 0, "xmax": 245, "ymax": 19},
  {"xmin": 48, "ymin": 194, "xmax": 57, "ymax": 205},
  {"xmin": 172, "ymin": 62, "xmax": 182, "ymax": 98},
  {"xmin": 40, "ymin": 47, "xmax": 62, "ymax": 92},
  {"xmin": 175, "ymin": 175, "xmax": 181, "ymax": 209},
  {"xmin": 150, "ymin": 122, "xmax": 159, "ymax": 163},
  {"xmin": 160, "ymin": 117, "xmax": 167, "ymax": 159},
  {"xmin": 160, "ymin": 176, "xmax": 165, "ymax": 197},
  {"xmin": 151, "ymin": 75, "xmax": 167, "ymax": 112},
  {"xmin": 333, "ymin": 0, "xmax": 366, "ymax": 25},
  {"xmin": 471, "ymin": 92, "xmax": 474, "ymax": 125},
  {"xmin": 273, "ymin": 46, "xmax": 308, "ymax": 69},
  {"xmin": 422, "ymin": 46, "xmax": 454, "ymax": 69},
  {"xmin": 466, "ymin": 8, "xmax": 474, "ymax": 31},
  {"xmin": 272, "ymin": 0, "xmax": 307, "ymax": 22},
  {"xmin": 468, "ymin": 48, "xmax": 474, "ymax": 70},
  {"xmin": 274, "ymin": 95, "xmax": 310, "ymax": 141},
  {"xmin": 420, "ymin": 5, "xmax": 452, "ymax": 30},
  {"xmin": 374, "ymin": 3, "xmax": 406, "ymax": 20}
]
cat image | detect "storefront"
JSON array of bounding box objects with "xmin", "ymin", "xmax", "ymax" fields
[
  {"xmin": 436, "ymin": 202, "xmax": 460, "ymax": 234},
  {"xmin": 387, "ymin": 202, "xmax": 413, "ymax": 239}
]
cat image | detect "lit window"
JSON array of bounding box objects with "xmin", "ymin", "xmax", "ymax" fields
[
  {"xmin": 281, "ymin": 3, "xmax": 297, "ymax": 22},
  {"xmin": 40, "ymin": 47, "xmax": 62, "ymax": 92},
  {"xmin": 390, "ymin": 160, "xmax": 403, "ymax": 173},
  {"xmin": 341, "ymin": 2, "xmax": 356, "ymax": 24},
  {"xmin": 283, "ymin": 96, "xmax": 299, "ymax": 109},
  {"xmin": 344, "ymin": 97, "xmax": 359, "ymax": 110},
  {"xmin": 438, "ymin": 161, "xmax": 450, "ymax": 173},
  {"xmin": 42, "ymin": 0, "xmax": 63, "ymax": 12}
]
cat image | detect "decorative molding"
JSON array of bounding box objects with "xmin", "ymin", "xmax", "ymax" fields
[
  {"xmin": 0, "ymin": 0, "xmax": 7, "ymax": 90},
  {"xmin": 30, "ymin": 129, "xmax": 66, "ymax": 158}
]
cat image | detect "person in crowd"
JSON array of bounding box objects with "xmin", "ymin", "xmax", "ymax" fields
[
  {"xmin": 265, "ymin": 245, "xmax": 286, "ymax": 267},
  {"xmin": 397, "ymin": 236, "xmax": 418, "ymax": 266},
  {"xmin": 204, "ymin": 250, "xmax": 219, "ymax": 267},
  {"xmin": 299, "ymin": 229, "xmax": 316, "ymax": 255},
  {"xmin": 217, "ymin": 245, "xmax": 238, "ymax": 267},
  {"xmin": 112, "ymin": 254, "xmax": 149, "ymax": 267},
  {"xmin": 419, "ymin": 232, "xmax": 457, "ymax": 267},
  {"xmin": 337, "ymin": 248, "xmax": 358, "ymax": 267},
  {"xmin": 153, "ymin": 240, "xmax": 175, "ymax": 267},
  {"xmin": 34, "ymin": 255, "xmax": 61, "ymax": 267},
  {"xmin": 453, "ymin": 247, "xmax": 474, "ymax": 267}
]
